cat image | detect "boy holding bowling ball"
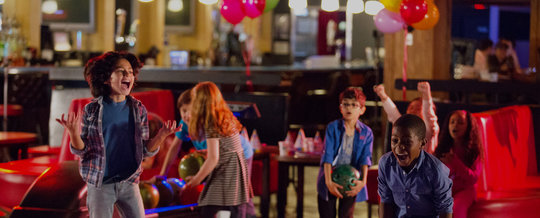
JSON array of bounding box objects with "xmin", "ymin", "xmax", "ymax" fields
[{"xmin": 317, "ymin": 87, "xmax": 373, "ymax": 218}]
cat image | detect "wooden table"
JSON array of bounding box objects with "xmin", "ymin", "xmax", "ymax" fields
[
  {"xmin": 0, "ymin": 131, "xmax": 37, "ymax": 162},
  {"xmin": 277, "ymin": 153, "xmax": 321, "ymax": 218}
]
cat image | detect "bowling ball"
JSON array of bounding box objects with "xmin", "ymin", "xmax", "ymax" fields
[
  {"xmin": 179, "ymin": 184, "xmax": 204, "ymax": 205},
  {"xmin": 139, "ymin": 182, "xmax": 160, "ymax": 209},
  {"xmin": 166, "ymin": 177, "xmax": 186, "ymax": 204},
  {"xmin": 154, "ymin": 176, "xmax": 175, "ymax": 207},
  {"xmin": 178, "ymin": 152, "xmax": 205, "ymax": 179},
  {"xmin": 331, "ymin": 165, "xmax": 361, "ymax": 196}
]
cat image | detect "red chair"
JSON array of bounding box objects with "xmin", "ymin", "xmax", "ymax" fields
[
  {"xmin": 251, "ymin": 155, "xmax": 279, "ymax": 196},
  {"xmin": 366, "ymin": 168, "xmax": 380, "ymax": 218},
  {"xmin": 0, "ymin": 90, "xmax": 176, "ymax": 209},
  {"xmin": 468, "ymin": 105, "xmax": 540, "ymax": 217}
]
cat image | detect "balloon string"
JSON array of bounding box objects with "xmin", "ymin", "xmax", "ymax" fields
[
  {"xmin": 402, "ymin": 28, "xmax": 408, "ymax": 101},
  {"xmin": 242, "ymin": 50, "xmax": 253, "ymax": 91}
]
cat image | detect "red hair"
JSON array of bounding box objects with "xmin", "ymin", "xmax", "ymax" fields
[{"xmin": 188, "ymin": 82, "xmax": 242, "ymax": 140}]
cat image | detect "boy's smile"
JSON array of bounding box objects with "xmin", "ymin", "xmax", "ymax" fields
[
  {"xmin": 391, "ymin": 126, "xmax": 425, "ymax": 172},
  {"xmin": 108, "ymin": 58, "xmax": 134, "ymax": 101}
]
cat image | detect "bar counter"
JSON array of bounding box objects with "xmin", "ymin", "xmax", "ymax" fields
[{"xmin": 2, "ymin": 64, "xmax": 375, "ymax": 86}]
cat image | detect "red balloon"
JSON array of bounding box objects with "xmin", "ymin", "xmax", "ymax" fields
[
  {"xmin": 221, "ymin": 0, "xmax": 246, "ymax": 25},
  {"xmin": 400, "ymin": 0, "xmax": 428, "ymax": 25},
  {"xmin": 242, "ymin": 0, "xmax": 266, "ymax": 18}
]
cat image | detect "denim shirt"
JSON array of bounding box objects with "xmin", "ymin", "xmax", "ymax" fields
[
  {"xmin": 317, "ymin": 119, "xmax": 373, "ymax": 202},
  {"xmin": 70, "ymin": 95, "xmax": 159, "ymax": 188},
  {"xmin": 378, "ymin": 150, "xmax": 453, "ymax": 217}
]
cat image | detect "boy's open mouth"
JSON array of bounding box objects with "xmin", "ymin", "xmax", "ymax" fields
[
  {"xmin": 121, "ymin": 81, "xmax": 131, "ymax": 89},
  {"xmin": 396, "ymin": 154, "xmax": 408, "ymax": 161}
]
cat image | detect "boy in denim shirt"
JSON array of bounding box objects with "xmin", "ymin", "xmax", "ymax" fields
[
  {"xmin": 317, "ymin": 87, "xmax": 373, "ymax": 218},
  {"xmin": 57, "ymin": 51, "xmax": 178, "ymax": 218},
  {"xmin": 378, "ymin": 114, "xmax": 453, "ymax": 218}
]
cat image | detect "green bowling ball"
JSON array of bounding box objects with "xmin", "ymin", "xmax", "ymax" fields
[
  {"xmin": 178, "ymin": 152, "xmax": 205, "ymax": 180},
  {"xmin": 139, "ymin": 182, "xmax": 160, "ymax": 209},
  {"xmin": 331, "ymin": 165, "xmax": 361, "ymax": 195}
]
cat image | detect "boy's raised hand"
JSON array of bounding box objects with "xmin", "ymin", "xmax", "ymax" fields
[
  {"xmin": 346, "ymin": 179, "xmax": 365, "ymax": 197},
  {"xmin": 56, "ymin": 113, "xmax": 81, "ymax": 135},
  {"xmin": 326, "ymin": 181, "xmax": 344, "ymax": 198},
  {"xmin": 158, "ymin": 120, "xmax": 181, "ymax": 137},
  {"xmin": 417, "ymin": 82, "xmax": 431, "ymax": 99},
  {"xmin": 373, "ymin": 84, "xmax": 389, "ymax": 101}
]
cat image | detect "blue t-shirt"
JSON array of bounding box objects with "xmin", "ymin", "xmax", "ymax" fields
[
  {"xmin": 101, "ymin": 97, "xmax": 137, "ymax": 183},
  {"xmin": 378, "ymin": 150, "xmax": 453, "ymax": 217},
  {"xmin": 174, "ymin": 119, "xmax": 254, "ymax": 159}
]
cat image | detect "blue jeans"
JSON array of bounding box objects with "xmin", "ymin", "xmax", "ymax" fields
[{"xmin": 87, "ymin": 182, "xmax": 145, "ymax": 218}]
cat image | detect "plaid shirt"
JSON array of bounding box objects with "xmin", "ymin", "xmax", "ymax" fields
[{"xmin": 70, "ymin": 95, "xmax": 158, "ymax": 187}]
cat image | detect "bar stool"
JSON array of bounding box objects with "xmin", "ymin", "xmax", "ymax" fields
[{"xmin": 0, "ymin": 104, "xmax": 24, "ymax": 162}]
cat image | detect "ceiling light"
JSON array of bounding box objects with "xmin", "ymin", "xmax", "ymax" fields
[
  {"xmin": 365, "ymin": 0, "xmax": 384, "ymax": 15},
  {"xmin": 42, "ymin": 0, "xmax": 58, "ymax": 14},
  {"xmin": 347, "ymin": 0, "xmax": 364, "ymax": 14},
  {"xmin": 168, "ymin": 0, "xmax": 184, "ymax": 11}
]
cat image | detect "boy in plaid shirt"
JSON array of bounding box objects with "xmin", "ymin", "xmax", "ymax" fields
[{"xmin": 57, "ymin": 51, "xmax": 178, "ymax": 218}]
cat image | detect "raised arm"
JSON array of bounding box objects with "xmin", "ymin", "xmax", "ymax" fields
[
  {"xmin": 418, "ymin": 82, "xmax": 439, "ymax": 153},
  {"xmin": 146, "ymin": 120, "xmax": 179, "ymax": 153},
  {"xmin": 56, "ymin": 112, "xmax": 85, "ymax": 151},
  {"xmin": 374, "ymin": 84, "xmax": 401, "ymax": 123}
]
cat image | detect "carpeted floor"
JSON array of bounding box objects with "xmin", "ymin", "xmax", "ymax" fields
[{"xmin": 252, "ymin": 166, "xmax": 379, "ymax": 218}]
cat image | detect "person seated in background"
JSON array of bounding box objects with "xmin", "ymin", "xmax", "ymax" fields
[
  {"xmin": 499, "ymin": 38, "xmax": 523, "ymax": 74},
  {"xmin": 435, "ymin": 110, "xmax": 483, "ymax": 218},
  {"xmin": 378, "ymin": 114, "xmax": 453, "ymax": 218},
  {"xmin": 473, "ymin": 39, "xmax": 493, "ymax": 74},
  {"xmin": 374, "ymin": 82, "xmax": 439, "ymax": 154},
  {"xmin": 488, "ymin": 41, "xmax": 519, "ymax": 80}
]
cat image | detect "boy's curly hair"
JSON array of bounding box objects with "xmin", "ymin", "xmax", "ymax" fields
[{"xmin": 84, "ymin": 51, "xmax": 142, "ymax": 97}]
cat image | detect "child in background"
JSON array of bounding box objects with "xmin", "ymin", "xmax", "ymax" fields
[
  {"xmin": 374, "ymin": 81, "xmax": 439, "ymax": 154},
  {"xmin": 56, "ymin": 51, "xmax": 178, "ymax": 218},
  {"xmin": 378, "ymin": 114, "xmax": 453, "ymax": 218},
  {"xmin": 435, "ymin": 110, "xmax": 483, "ymax": 218},
  {"xmin": 184, "ymin": 82, "xmax": 252, "ymax": 217},
  {"xmin": 317, "ymin": 87, "xmax": 373, "ymax": 218}
]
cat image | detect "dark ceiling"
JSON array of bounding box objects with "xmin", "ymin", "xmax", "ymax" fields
[{"xmin": 454, "ymin": 0, "xmax": 530, "ymax": 6}]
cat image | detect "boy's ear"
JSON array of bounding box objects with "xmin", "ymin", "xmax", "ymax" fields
[
  {"xmin": 421, "ymin": 138, "xmax": 427, "ymax": 147},
  {"xmin": 359, "ymin": 106, "xmax": 367, "ymax": 115}
]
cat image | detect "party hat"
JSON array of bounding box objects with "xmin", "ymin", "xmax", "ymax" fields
[
  {"xmin": 250, "ymin": 129, "xmax": 262, "ymax": 151},
  {"xmin": 240, "ymin": 127, "xmax": 250, "ymax": 141},
  {"xmin": 294, "ymin": 129, "xmax": 306, "ymax": 151}
]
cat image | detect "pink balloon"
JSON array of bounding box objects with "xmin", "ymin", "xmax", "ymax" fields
[
  {"xmin": 374, "ymin": 9, "xmax": 406, "ymax": 33},
  {"xmin": 242, "ymin": 0, "xmax": 266, "ymax": 18},
  {"xmin": 400, "ymin": 0, "xmax": 428, "ymax": 24},
  {"xmin": 221, "ymin": 0, "xmax": 246, "ymax": 25}
]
